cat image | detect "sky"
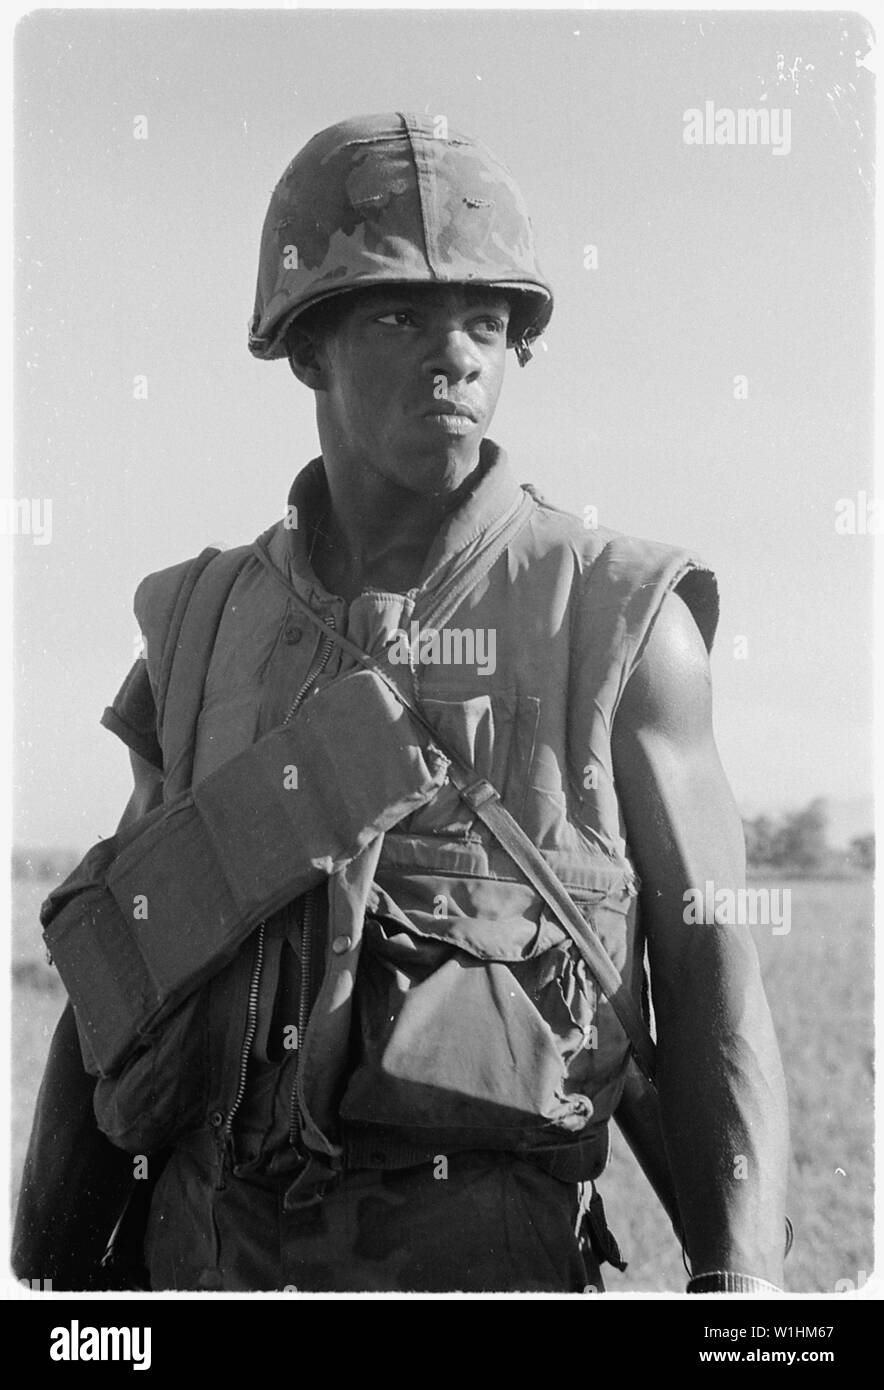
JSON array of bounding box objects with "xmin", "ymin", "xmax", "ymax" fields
[{"xmin": 12, "ymin": 7, "xmax": 876, "ymax": 850}]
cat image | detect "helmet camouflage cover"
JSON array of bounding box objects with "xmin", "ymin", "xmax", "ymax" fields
[{"xmin": 248, "ymin": 112, "xmax": 553, "ymax": 366}]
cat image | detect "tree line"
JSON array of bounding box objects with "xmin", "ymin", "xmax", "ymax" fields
[{"xmin": 742, "ymin": 798, "xmax": 874, "ymax": 876}]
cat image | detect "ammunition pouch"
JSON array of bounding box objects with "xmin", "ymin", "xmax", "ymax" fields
[{"xmin": 42, "ymin": 670, "xmax": 449, "ymax": 1080}]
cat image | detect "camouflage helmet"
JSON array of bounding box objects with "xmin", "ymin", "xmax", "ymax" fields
[{"xmin": 248, "ymin": 112, "xmax": 553, "ymax": 367}]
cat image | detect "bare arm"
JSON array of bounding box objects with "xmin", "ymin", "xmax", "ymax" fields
[
  {"xmin": 115, "ymin": 748, "xmax": 164, "ymax": 834},
  {"xmin": 611, "ymin": 590, "xmax": 789, "ymax": 1285}
]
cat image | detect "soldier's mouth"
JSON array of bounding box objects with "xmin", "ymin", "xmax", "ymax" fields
[
  {"xmin": 421, "ymin": 412, "xmax": 478, "ymax": 435},
  {"xmin": 422, "ymin": 399, "xmax": 478, "ymax": 419}
]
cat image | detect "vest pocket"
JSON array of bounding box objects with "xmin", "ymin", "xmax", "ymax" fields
[
  {"xmin": 339, "ymin": 849, "xmax": 641, "ymax": 1152},
  {"xmin": 93, "ymin": 986, "xmax": 210, "ymax": 1154},
  {"xmin": 339, "ymin": 900, "xmax": 605, "ymax": 1146},
  {"xmin": 402, "ymin": 691, "xmax": 539, "ymax": 839}
]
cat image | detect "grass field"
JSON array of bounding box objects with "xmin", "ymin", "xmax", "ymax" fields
[{"xmin": 10, "ymin": 875, "xmax": 874, "ymax": 1293}]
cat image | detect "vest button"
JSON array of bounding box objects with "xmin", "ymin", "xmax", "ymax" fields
[
  {"xmin": 209, "ymin": 1110, "xmax": 224, "ymax": 1127},
  {"xmin": 284, "ymin": 624, "xmax": 303, "ymax": 645},
  {"xmin": 331, "ymin": 934, "xmax": 352, "ymax": 955}
]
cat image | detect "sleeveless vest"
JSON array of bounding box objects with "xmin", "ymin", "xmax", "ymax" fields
[{"xmin": 121, "ymin": 440, "xmax": 718, "ymax": 1190}]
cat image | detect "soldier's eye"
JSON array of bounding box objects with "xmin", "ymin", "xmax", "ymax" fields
[{"xmin": 376, "ymin": 310, "xmax": 417, "ymax": 327}]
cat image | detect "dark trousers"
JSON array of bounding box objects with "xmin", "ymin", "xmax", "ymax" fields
[{"xmin": 145, "ymin": 1143, "xmax": 605, "ymax": 1293}]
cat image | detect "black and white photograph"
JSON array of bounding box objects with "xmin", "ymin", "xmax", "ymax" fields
[{"xmin": 6, "ymin": 3, "xmax": 877, "ymax": 1326}]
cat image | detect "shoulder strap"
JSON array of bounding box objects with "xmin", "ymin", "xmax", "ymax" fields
[
  {"xmin": 158, "ymin": 545, "xmax": 255, "ymax": 802},
  {"xmin": 154, "ymin": 547, "xmax": 220, "ymax": 734},
  {"xmin": 251, "ymin": 536, "xmax": 657, "ymax": 1086}
]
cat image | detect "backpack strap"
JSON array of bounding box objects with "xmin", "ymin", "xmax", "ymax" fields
[
  {"xmin": 153, "ymin": 547, "xmax": 220, "ymax": 736},
  {"xmin": 155, "ymin": 545, "xmax": 254, "ymax": 802}
]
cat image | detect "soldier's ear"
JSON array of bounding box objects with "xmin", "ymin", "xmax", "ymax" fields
[{"xmin": 286, "ymin": 327, "xmax": 333, "ymax": 391}]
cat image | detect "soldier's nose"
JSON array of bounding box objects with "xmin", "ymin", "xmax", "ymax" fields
[{"xmin": 426, "ymin": 330, "xmax": 482, "ymax": 384}]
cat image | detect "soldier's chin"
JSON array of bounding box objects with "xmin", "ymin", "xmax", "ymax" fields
[
  {"xmin": 413, "ymin": 430, "xmax": 482, "ymax": 463},
  {"xmin": 394, "ymin": 438, "xmax": 482, "ymax": 492}
]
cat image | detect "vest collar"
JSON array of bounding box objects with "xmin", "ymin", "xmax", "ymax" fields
[{"xmin": 263, "ymin": 437, "xmax": 524, "ymax": 609}]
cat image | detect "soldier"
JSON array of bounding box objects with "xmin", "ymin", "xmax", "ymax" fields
[{"xmin": 14, "ymin": 113, "xmax": 789, "ymax": 1294}]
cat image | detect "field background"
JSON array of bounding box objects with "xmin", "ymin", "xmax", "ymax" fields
[{"xmin": 11, "ymin": 875, "xmax": 874, "ymax": 1293}]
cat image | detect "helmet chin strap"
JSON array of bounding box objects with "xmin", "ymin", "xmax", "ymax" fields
[{"xmin": 514, "ymin": 329, "xmax": 538, "ymax": 367}]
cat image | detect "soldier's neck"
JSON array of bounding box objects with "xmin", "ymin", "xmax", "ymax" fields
[{"xmin": 313, "ymin": 454, "xmax": 479, "ymax": 600}]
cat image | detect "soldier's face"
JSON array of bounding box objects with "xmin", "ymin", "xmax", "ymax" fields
[{"xmin": 315, "ymin": 285, "xmax": 511, "ymax": 495}]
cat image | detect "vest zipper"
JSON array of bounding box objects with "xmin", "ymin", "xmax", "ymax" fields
[
  {"xmin": 288, "ymin": 886, "xmax": 318, "ymax": 1147},
  {"xmin": 283, "ymin": 620, "xmax": 337, "ymax": 726},
  {"xmin": 224, "ymin": 921, "xmax": 265, "ymax": 1139},
  {"xmin": 224, "ymin": 612, "xmax": 336, "ymax": 1140}
]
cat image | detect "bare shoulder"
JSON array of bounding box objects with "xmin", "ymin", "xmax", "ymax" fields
[{"xmin": 613, "ymin": 588, "xmax": 713, "ymax": 745}]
